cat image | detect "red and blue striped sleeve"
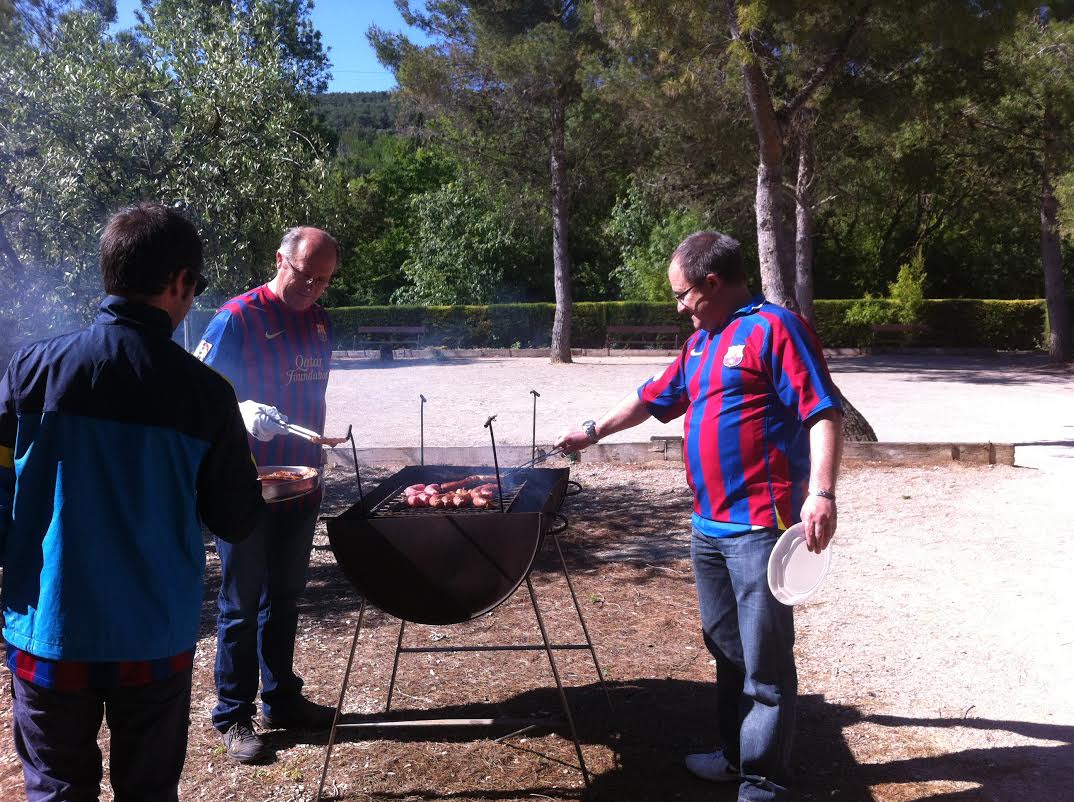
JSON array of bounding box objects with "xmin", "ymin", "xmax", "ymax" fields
[
  {"xmin": 762, "ymin": 308, "xmax": 842, "ymax": 422},
  {"xmin": 197, "ymin": 307, "xmax": 246, "ymax": 399},
  {"xmin": 637, "ymin": 342, "xmax": 692, "ymax": 423}
]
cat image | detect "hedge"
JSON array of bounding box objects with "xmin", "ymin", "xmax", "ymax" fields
[{"xmin": 181, "ymin": 298, "xmax": 1055, "ymax": 352}]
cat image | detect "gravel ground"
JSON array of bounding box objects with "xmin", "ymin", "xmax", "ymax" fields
[
  {"xmin": 2, "ymin": 351, "xmax": 1072, "ymax": 801},
  {"xmin": 0, "ymin": 461, "xmax": 1070, "ymax": 801},
  {"xmin": 323, "ymin": 352, "xmax": 1074, "ymax": 473}
]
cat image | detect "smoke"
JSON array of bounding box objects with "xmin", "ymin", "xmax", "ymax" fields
[{"xmin": 1, "ymin": 261, "xmax": 103, "ymax": 362}]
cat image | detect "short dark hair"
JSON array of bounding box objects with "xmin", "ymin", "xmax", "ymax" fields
[
  {"xmin": 100, "ymin": 202, "xmax": 204, "ymax": 297},
  {"xmin": 672, "ymin": 231, "xmax": 746, "ymax": 285}
]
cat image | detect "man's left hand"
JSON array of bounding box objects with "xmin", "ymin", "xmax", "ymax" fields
[{"xmin": 800, "ymin": 494, "xmax": 837, "ymax": 553}]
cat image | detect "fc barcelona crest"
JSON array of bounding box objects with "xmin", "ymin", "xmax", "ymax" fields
[
  {"xmin": 316, "ymin": 323, "xmax": 328, "ymax": 343},
  {"xmin": 723, "ymin": 344, "xmax": 745, "ymax": 368}
]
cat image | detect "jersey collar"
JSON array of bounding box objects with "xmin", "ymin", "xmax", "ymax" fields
[{"xmin": 709, "ymin": 292, "xmax": 766, "ymax": 333}]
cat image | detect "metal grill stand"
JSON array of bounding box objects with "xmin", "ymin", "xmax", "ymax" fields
[{"xmin": 315, "ymin": 513, "xmax": 610, "ymax": 801}]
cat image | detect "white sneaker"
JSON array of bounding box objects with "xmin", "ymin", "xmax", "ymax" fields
[{"xmin": 684, "ymin": 750, "xmax": 741, "ymax": 782}]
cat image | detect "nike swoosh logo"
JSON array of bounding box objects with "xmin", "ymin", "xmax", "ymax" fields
[
  {"xmin": 265, "ymin": 330, "xmax": 285, "ymax": 340},
  {"xmin": 690, "ymin": 348, "xmax": 705, "ymax": 357}
]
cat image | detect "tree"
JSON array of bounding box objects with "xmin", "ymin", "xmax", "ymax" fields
[
  {"xmin": 960, "ymin": 5, "xmax": 1074, "ymax": 362},
  {"xmin": 0, "ymin": 0, "xmax": 330, "ymax": 339},
  {"xmin": 596, "ymin": 0, "xmax": 1043, "ymax": 439},
  {"xmin": 370, "ymin": 1, "xmax": 615, "ymax": 363},
  {"xmin": 394, "ymin": 177, "xmax": 545, "ymax": 305},
  {"xmin": 315, "ymin": 136, "xmax": 458, "ymax": 306}
]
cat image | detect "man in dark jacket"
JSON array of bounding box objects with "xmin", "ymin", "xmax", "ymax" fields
[{"xmin": 0, "ymin": 202, "xmax": 265, "ymax": 802}]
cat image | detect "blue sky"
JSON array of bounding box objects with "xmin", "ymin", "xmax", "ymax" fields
[{"xmin": 112, "ymin": 0, "xmax": 432, "ymax": 93}]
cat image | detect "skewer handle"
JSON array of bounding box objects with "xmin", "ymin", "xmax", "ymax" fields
[{"xmin": 484, "ymin": 415, "xmax": 505, "ymax": 512}]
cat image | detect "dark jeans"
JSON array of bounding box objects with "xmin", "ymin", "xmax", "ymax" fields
[
  {"xmin": 212, "ymin": 506, "xmax": 317, "ymax": 731},
  {"xmin": 691, "ymin": 528, "xmax": 797, "ymax": 802},
  {"xmin": 10, "ymin": 669, "xmax": 192, "ymax": 802}
]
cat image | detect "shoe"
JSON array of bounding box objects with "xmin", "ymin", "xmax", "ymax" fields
[
  {"xmin": 261, "ymin": 696, "xmax": 336, "ymax": 730},
  {"xmin": 685, "ymin": 749, "xmax": 741, "ymax": 783},
  {"xmin": 222, "ymin": 720, "xmax": 269, "ymax": 765}
]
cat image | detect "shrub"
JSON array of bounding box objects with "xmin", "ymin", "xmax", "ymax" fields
[
  {"xmin": 182, "ymin": 298, "xmax": 1052, "ymax": 353},
  {"xmin": 888, "ymin": 250, "xmax": 927, "ymax": 324}
]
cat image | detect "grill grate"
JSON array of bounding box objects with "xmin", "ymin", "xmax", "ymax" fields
[{"xmin": 369, "ymin": 479, "xmax": 527, "ymax": 517}]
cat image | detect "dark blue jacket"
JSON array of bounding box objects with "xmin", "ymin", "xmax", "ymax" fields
[{"xmin": 0, "ymin": 297, "xmax": 264, "ymax": 661}]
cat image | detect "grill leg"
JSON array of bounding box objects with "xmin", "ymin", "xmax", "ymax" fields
[
  {"xmin": 316, "ymin": 600, "xmax": 366, "ymax": 802},
  {"xmin": 549, "ymin": 526, "xmax": 613, "ymax": 711},
  {"xmin": 525, "ymin": 575, "xmax": 591, "ymax": 790},
  {"xmin": 384, "ymin": 620, "xmax": 407, "ymax": 713}
]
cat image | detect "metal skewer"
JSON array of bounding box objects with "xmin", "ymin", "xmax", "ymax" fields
[
  {"xmin": 348, "ymin": 424, "xmax": 363, "ymax": 504},
  {"xmin": 530, "ymin": 389, "xmax": 540, "ymax": 465},
  {"xmin": 420, "ymin": 394, "xmax": 426, "ymax": 466},
  {"xmin": 483, "ymin": 415, "xmax": 505, "ymax": 513}
]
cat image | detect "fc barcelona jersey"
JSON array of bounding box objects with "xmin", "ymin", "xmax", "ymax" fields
[
  {"xmin": 195, "ymin": 285, "xmax": 333, "ymax": 479},
  {"xmin": 638, "ymin": 295, "xmax": 841, "ymax": 531}
]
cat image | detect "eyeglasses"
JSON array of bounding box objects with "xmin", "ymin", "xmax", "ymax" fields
[
  {"xmin": 672, "ymin": 283, "xmax": 699, "ymax": 303},
  {"xmin": 187, "ymin": 268, "xmax": 208, "ymax": 297},
  {"xmin": 283, "ymin": 255, "xmax": 332, "ymax": 288}
]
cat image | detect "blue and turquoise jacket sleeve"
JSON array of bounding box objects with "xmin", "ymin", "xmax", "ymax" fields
[{"xmin": 0, "ymin": 360, "xmax": 15, "ymax": 563}]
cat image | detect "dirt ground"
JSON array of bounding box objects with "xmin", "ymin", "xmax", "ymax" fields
[{"xmin": 1, "ymin": 460, "xmax": 1072, "ymax": 802}]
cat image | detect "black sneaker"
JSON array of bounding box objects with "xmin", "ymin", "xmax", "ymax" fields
[
  {"xmin": 261, "ymin": 696, "xmax": 336, "ymax": 730},
  {"xmin": 222, "ymin": 720, "xmax": 269, "ymax": 764}
]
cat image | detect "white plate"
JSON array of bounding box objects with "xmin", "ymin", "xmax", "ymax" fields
[{"xmin": 767, "ymin": 522, "xmax": 832, "ymax": 605}]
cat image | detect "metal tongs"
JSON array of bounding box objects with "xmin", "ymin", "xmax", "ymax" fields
[
  {"xmin": 513, "ymin": 445, "xmax": 566, "ymax": 470},
  {"xmin": 271, "ymin": 413, "xmax": 352, "ymax": 447}
]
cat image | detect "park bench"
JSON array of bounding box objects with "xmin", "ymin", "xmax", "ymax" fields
[
  {"xmin": 351, "ymin": 325, "xmax": 426, "ymax": 359},
  {"xmin": 869, "ymin": 322, "xmax": 930, "ymax": 348},
  {"xmin": 605, "ymin": 324, "xmax": 682, "ymax": 354}
]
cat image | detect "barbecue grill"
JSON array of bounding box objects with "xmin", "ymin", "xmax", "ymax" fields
[
  {"xmin": 316, "ymin": 442, "xmax": 609, "ymax": 799},
  {"xmin": 327, "ymin": 464, "xmax": 568, "ymax": 625}
]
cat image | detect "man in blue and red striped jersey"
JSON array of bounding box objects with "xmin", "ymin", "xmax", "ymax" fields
[
  {"xmin": 555, "ymin": 231, "xmax": 843, "ymax": 802},
  {"xmin": 194, "ymin": 226, "xmax": 338, "ymax": 764},
  {"xmin": 1, "ymin": 202, "xmax": 264, "ymax": 802}
]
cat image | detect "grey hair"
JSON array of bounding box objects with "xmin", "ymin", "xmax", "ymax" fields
[
  {"xmin": 279, "ymin": 226, "xmax": 340, "ymax": 261},
  {"xmin": 671, "ymin": 231, "xmax": 746, "ymax": 285}
]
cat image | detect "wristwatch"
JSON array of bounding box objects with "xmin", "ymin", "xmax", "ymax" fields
[
  {"xmin": 811, "ymin": 488, "xmax": 836, "ymax": 501},
  {"xmin": 582, "ymin": 420, "xmax": 599, "ymax": 444}
]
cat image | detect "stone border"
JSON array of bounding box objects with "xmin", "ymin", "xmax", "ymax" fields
[{"xmin": 325, "ymin": 439, "xmax": 1015, "ymax": 469}]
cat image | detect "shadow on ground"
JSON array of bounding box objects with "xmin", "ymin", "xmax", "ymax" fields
[
  {"xmin": 262, "ymin": 677, "xmax": 1074, "ymax": 802},
  {"xmin": 330, "ymin": 355, "xmax": 494, "ymax": 371},
  {"xmin": 829, "ymin": 354, "xmax": 1073, "ymax": 385}
]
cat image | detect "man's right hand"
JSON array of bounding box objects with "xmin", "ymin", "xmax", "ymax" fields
[{"xmin": 238, "ymin": 400, "xmax": 289, "ymax": 442}]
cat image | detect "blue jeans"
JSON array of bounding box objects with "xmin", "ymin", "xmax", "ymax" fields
[
  {"xmin": 212, "ymin": 507, "xmax": 317, "ymax": 731},
  {"xmin": 10, "ymin": 669, "xmax": 192, "ymax": 802},
  {"xmin": 691, "ymin": 528, "xmax": 796, "ymax": 802}
]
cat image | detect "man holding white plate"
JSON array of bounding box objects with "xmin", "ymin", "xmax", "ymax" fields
[{"xmin": 556, "ymin": 231, "xmax": 843, "ymax": 802}]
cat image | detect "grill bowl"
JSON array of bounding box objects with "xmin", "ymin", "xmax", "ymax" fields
[
  {"xmin": 258, "ymin": 465, "xmax": 320, "ymax": 502},
  {"xmin": 326, "ymin": 465, "xmax": 568, "ymax": 625}
]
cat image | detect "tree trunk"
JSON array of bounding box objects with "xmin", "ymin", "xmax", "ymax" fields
[
  {"xmin": 1040, "ymin": 107, "xmax": 1072, "ymax": 363},
  {"xmin": 795, "ymin": 119, "xmax": 817, "ymax": 326},
  {"xmin": 549, "ymin": 97, "xmax": 573, "ymax": 364},
  {"xmin": 755, "ymin": 163, "xmax": 798, "ymax": 309},
  {"xmin": 839, "ymin": 390, "xmax": 878, "ymax": 442},
  {"xmin": 727, "ymin": 19, "xmax": 797, "ymax": 306}
]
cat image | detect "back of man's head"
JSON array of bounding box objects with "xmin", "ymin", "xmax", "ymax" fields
[
  {"xmin": 100, "ymin": 202, "xmax": 203, "ymax": 298},
  {"xmin": 672, "ymin": 231, "xmax": 746, "ymax": 285}
]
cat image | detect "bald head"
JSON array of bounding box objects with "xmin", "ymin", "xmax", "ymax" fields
[
  {"xmin": 272, "ymin": 226, "xmax": 339, "ymax": 311},
  {"xmin": 280, "ymin": 226, "xmax": 339, "ymax": 262}
]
